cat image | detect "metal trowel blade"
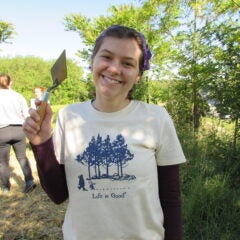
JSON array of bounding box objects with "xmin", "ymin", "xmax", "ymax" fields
[{"xmin": 51, "ymin": 49, "xmax": 67, "ymax": 86}]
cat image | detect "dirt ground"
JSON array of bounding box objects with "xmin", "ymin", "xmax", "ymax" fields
[{"xmin": 0, "ymin": 151, "xmax": 67, "ymax": 240}]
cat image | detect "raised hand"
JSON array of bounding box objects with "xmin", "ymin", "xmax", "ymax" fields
[{"xmin": 23, "ymin": 100, "xmax": 53, "ymax": 145}]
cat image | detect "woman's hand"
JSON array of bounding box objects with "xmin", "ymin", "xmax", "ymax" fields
[{"xmin": 23, "ymin": 100, "xmax": 53, "ymax": 145}]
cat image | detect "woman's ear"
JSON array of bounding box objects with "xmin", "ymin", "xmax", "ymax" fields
[{"xmin": 135, "ymin": 75, "xmax": 141, "ymax": 84}]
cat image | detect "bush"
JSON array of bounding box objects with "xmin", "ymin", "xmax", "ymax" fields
[
  {"xmin": 180, "ymin": 121, "xmax": 240, "ymax": 239},
  {"xmin": 182, "ymin": 174, "xmax": 240, "ymax": 239}
]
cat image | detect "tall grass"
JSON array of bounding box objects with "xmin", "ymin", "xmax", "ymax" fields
[{"xmin": 179, "ymin": 118, "xmax": 240, "ymax": 239}]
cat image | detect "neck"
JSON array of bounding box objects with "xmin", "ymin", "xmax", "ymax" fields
[{"xmin": 92, "ymin": 98, "xmax": 130, "ymax": 113}]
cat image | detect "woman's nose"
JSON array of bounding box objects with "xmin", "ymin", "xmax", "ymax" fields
[{"xmin": 107, "ymin": 60, "xmax": 121, "ymax": 74}]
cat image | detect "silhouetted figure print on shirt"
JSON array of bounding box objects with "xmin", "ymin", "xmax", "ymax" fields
[
  {"xmin": 78, "ymin": 174, "xmax": 87, "ymax": 191},
  {"xmin": 75, "ymin": 134, "xmax": 135, "ymax": 190}
]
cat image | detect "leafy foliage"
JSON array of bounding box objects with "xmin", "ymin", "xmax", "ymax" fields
[
  {"xmin": 0, "ymin": 20, "xmax": 16, "ymax": 44},
  {"xmin": 206, "ymin": 21, "xmax": 239, "ymax": 120},
  {"xmin": 180, "ymin": 122, "xmax": 240, "ymax": 239},
  {"xmin": 0, "ymin": 56, "xmax": 87, "ymax": 105}
]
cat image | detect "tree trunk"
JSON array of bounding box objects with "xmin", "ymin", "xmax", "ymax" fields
[{"xmin": 232, "ymin": 116, "xmax": 239, "ymax": 156}]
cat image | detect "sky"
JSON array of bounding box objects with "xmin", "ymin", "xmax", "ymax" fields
[{"xmin": 0, "ymin": 0, "xmax": 134, "ymax": 62}]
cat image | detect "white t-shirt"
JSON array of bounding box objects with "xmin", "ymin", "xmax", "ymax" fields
[
  {"xmin": 53, "ymin": 100, "xmax": 186, "ymax": 240},
  {"xmin": 0, "ymin": 89, "xmax": 29, "ymax": 128}
]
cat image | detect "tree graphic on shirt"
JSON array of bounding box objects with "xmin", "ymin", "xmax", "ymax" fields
[{"xmin": 75, "ymin": 134, "xmax": 134, "ymax": 180}]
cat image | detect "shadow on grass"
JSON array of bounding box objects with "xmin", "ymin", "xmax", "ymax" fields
[{"xmin": 0, "ymin": 161, "xmax": 67, "ymax": 240}]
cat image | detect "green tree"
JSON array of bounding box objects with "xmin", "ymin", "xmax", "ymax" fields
[
  {"xmin": 0, "ymin": 20, "xmax": 16, "ymax": 44},
  {"xmin": 0, "ymin": 56, "xmax": 51, "ymax": 99},
  {"xmin": 63, "ymin": 0, "xmax": 185, "ymax": 104},
  {"xmin": 206, "ymin": 18, "xmax": 239, "ymax": 155},
  {"xmin": 161, "ymin": 0, "xmax": 238, "ymax": 132},
  {"xmin": 0, "ymin": 56, "xmax": 86, "ymax": 105},
  {"xmin": 51, "ymin": 59, "xmax": 86, "ymax": 104},
  {"xmin": 63, "ymin": 0, "xmax": 238, "ymax": 133}
]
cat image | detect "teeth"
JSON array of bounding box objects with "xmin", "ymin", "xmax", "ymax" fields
[
  {"xmin": 105, "ymin": 76, "xmax": 121, "ymax": 84},
  {"xmin": 110, "ymin": 79, "xmax": 120, "ymax": 83}
]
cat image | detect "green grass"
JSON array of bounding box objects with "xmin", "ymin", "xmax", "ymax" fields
[
  {"xmin": 180, "ymin": 118, "xmax": 240, "ymax": 239},
  {"xmin": 1, "ymin": 111, "xmax": 239, "ymax": 239}
]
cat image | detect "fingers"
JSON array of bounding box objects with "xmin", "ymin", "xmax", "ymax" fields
[
  {"xmin": 29, "ymin": 102, "xmax": 53, "ymax": 123},
  {"xmin": 29, "ymin": 107, "xmax": 41, "ymax": 122},
  {"xmin": 34, "ymin": 99, "xmax": 41, "ymax": 106},
  {"xmin": 23, "ymin": 114, "xmax": 40, "ymax": 135},
  {"xmin": 23, "ymin": 104, "xmax": 53, "ymax": 145},
  {"xmin": 24, "ymin": 105, "xmax": 48, "ymax": 134}
]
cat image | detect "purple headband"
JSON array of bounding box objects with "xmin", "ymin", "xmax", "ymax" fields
[
  {"xmin": 139, "ymin": 33, "xmax": 152, "ymax": 71},
  {"xmin": 95, "ymin": 25, "xmax": 152, "ymax": 72}
]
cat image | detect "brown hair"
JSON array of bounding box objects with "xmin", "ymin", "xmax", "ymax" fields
[
  {"xmin": 0, "ymin": 74, "xmax": 12, "ymax": 89},
  {"xmin": 34, "ymin": 86, "xmax": 45, "ymax": 93}
]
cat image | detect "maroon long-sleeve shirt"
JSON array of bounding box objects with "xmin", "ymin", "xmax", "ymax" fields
[{"xmin": 31, "ymin": 137, "xmax": 183, "ymax": 240}]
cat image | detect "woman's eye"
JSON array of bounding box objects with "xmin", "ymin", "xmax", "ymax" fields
[
  {"xmin": 101, "ymin": 55, "xmax": 111, "ymax": 60},
  {"xmin": 124, "ymin": 62, "xmax": 133, "ymax": 67}
]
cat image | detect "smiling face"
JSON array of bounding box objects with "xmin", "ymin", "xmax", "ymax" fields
[{"xmin": 92, "ymin": 37, "xmax": 141, "ymax": 105}]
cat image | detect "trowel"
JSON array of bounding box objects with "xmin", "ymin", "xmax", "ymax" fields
[{"xmin": 37, "ymin": 50, "xmax": 67, "ymax": 126}]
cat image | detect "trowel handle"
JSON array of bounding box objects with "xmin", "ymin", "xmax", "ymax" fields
[
  {"xmin": 36, "ymin": 91, "xmax": 50, "ymax": 127},
  {"xmin": 36, "ymin": 102, "xmax": 48, "ymax": 126}
]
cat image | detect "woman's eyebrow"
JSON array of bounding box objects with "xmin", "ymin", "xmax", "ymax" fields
[
  {"xmin": 99, "ymin": 49, "xmax": 112, "ymax": 54},
  {"xmin": 100, "ymin": 49, "xmax": 136, "ymax": 61}
]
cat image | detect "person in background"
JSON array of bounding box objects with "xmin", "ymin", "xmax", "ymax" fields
[
  {"xmin": 30, "ymin": 86, "xmax": 45, "ymax": 109},
  {"xmin": 23, "ymin": 25, "xmax": 186, "ymax": 240},
  {"xmin": 0, "ymin": 73, "xmax": 36, "ymax": 194}
]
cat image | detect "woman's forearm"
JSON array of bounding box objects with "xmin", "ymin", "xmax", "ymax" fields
[
  {"xmin": 30, "ymin": 137, "xmax": 68, "ymax": 204},
  {"xmin": 158, "ymin": 165, "xmax": 183, "ymax": 240}
]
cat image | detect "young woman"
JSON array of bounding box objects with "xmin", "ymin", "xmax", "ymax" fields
[
  {"xmin": 23, "ymin": 25, "xmax": 186, "ymax": 240},
  {"xmin": 0, "ymin": 73, "xmax": 36, "ymax": 193}
]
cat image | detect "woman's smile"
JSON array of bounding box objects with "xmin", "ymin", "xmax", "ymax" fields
[{"xmin": 101, "ymin": 74, "xmax": 123, "ymax": 85}]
